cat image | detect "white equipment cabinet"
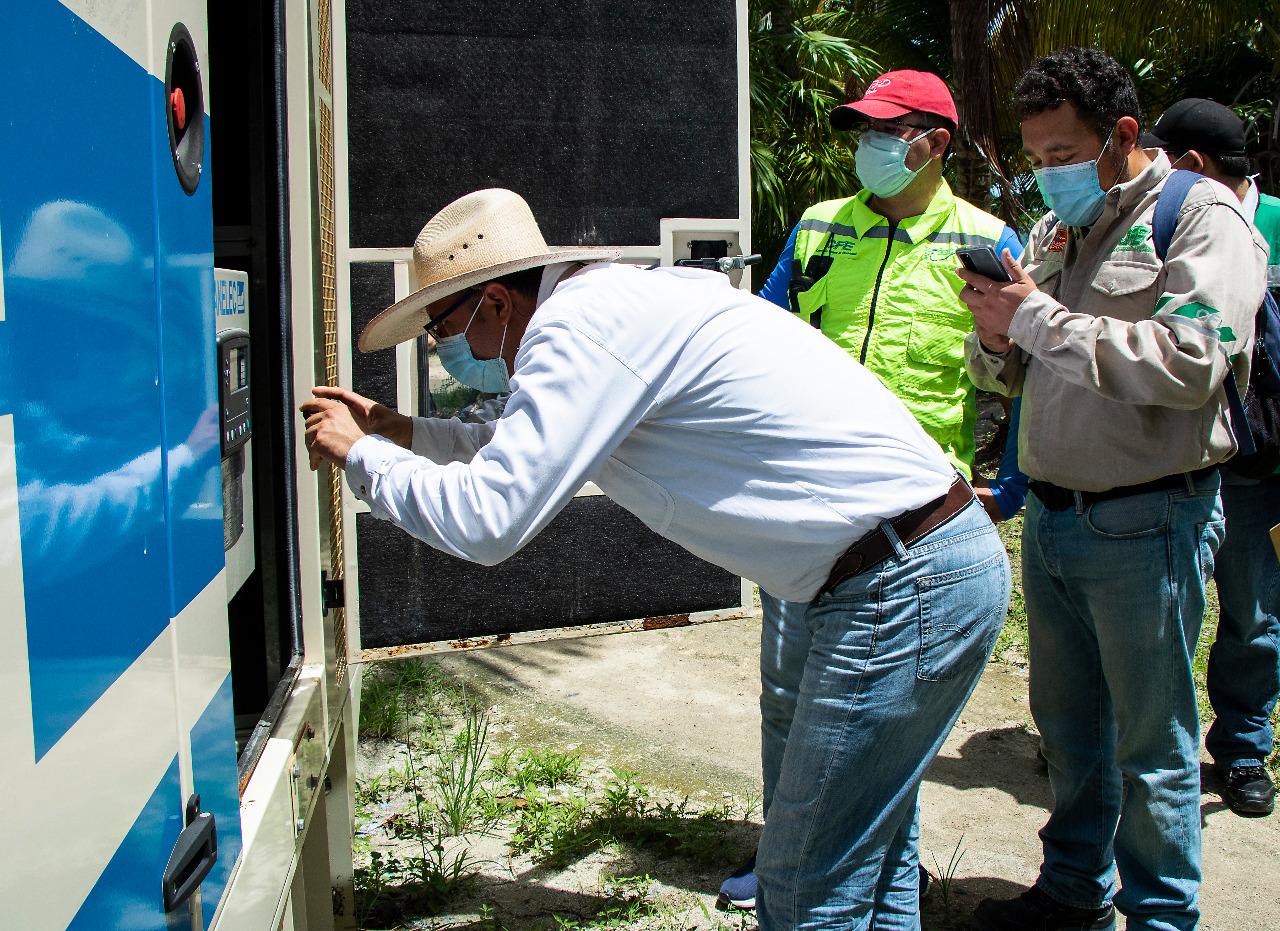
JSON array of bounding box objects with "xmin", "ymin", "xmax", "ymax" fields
[{"xmin": 0, "ymin": 1, "xmax": 750, "ymax": 928}]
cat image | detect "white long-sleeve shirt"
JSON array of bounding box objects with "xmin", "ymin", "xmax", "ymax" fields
[{"xmin": 346, "ymin": 263, "xmax": 955, "ymax": 602}]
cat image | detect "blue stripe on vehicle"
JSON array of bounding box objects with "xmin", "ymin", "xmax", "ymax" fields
[
  {"xmin": 151, "ymin": 77, "xmax": 222, "ymax": 619},
  {"xmin": 191, "ymin": 674, "xmax": 243, "ymax": 929},
  {"xmin": 0, "ymin": 0, "xmax": 171, "ymax": 761},
  {"xmin": 68, "ymin": 756, "xmax": 184, "ymax": 930}
]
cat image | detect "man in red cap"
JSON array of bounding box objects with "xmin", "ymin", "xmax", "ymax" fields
[{"xmin": 717, "ymin": 69, "xmax": 1029, "ymax": 924}]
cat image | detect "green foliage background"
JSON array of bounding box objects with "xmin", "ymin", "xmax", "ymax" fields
[{"xmin": 750, "ymin": 1, "xmax": 1280, "ymax": 269}]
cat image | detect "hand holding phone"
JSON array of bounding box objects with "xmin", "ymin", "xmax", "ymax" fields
[{"xmin": 956, "ymin": 246, "xmax": 1013, "ymax": 283}]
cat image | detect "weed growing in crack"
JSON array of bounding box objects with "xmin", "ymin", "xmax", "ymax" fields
[
  {"xmin": 932, "ymin": 834, "xmax": 966, "ymax": 914},
  {"xmin": 354, "ymin": 677, "xmax": 488, "ymax": 926},
  {"xmin": 355, "ymin": 657, "xmax": 760, "ymax": 928},
  {"xmin": 354, "ymin": 843, "xmax": 479, "ymax": 930},
  {"xmin": 429, "ymin": 695, "xmax": 492, "ymax": 836}
]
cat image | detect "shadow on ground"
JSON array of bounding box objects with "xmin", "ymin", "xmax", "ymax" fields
[
  {"xmin": 920, "ymin": 875, "xmax": 1028, "ymax": 930},
  {"xmin": 362, "ymin": 819, "xmax": 763, "ymax": 930},
  {"xmin": 925, "ymin": 725, "xmax": 1053, "ymax": 811}
]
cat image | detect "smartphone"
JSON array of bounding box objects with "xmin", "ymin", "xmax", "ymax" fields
[{"xmin": 956, "ymin": 246, "xmax": 1013, "ymax": 283}]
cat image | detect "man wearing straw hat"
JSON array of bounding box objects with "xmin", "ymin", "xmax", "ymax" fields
[{"xmin": 303, "ymin": 187, "xmax": 1010, "ymax": 928}]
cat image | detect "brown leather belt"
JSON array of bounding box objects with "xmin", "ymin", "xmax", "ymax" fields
[{"xmin": 820, "ymin": 476, "xmax": 976, "ymax": 596}]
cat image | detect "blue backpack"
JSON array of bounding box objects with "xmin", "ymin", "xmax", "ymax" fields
[{"xmin": 1153, "ymin": 169, "xmax": 1280, "ymax": 477}]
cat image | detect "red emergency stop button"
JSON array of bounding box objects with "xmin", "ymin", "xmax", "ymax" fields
[{"xmin": 170, "ymin": 87, "xmax": 187, "ymax": 131}]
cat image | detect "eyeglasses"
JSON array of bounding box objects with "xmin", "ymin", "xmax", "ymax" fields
[
  {"xmin": 847, "ymin": 119, "xmax": 933, "ymax": 138},
  {"xmin": 423, "ymin": 289, "xmax": 479, "ymax": 340}
]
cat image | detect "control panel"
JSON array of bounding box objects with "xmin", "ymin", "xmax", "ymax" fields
[{"xmin": 217, "ymin": 330, "xmax": 251, "ymax": 454}]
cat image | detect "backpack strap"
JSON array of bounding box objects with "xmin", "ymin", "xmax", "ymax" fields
[
  {"xmin": 1152, "ymin": 169, "xmax": 1257, "ymax": 455},
  {"xmin": 1152, "ymin": 169, "xmax": 1200, "ymax": 261},
  {"xmin": 1257, "ymin": 290, "xmax": 1280, "ymax": 396}
]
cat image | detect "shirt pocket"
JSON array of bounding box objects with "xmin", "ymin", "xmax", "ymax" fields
[
  {"xmin": 906, "ymin": 308, "xmax": 970, "ymax": 372},
  {"xmin": 594, "ymin": 455, "xmax": 675, "ymax": 534},
  {"xmin": 1088, "ymin": 259, "xmax": 1161, "ymax": 298}
]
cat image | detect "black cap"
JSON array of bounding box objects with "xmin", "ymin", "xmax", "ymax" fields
[{"xmin": 1142, "ymin": 98, "xmax": 1247, "ymax": 157}]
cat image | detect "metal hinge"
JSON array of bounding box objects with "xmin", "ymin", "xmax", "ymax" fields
[{"xmin": 321, "ymin": 574, "xmax": 344, "ymax": 613}]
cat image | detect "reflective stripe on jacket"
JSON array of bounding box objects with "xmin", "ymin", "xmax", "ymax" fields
[{"xmin": 791, "ymin": 181, "xmax": 1018, "ymax": 474}]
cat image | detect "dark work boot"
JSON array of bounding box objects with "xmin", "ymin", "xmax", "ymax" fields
[
  {"xmin": 1222, "ymin": 763, "xmax": 1276, "ymax": 816},
  {"xmin": 974, "ymin": 884, "xmax": 1115, "ymax": 930}
]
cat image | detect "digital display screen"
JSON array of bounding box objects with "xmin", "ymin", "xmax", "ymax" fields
[{"xmin": 228, "ymin": 346, "xmax": 248, "ymax": 392}]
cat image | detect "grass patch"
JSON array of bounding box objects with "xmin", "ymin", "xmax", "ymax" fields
[
  {"xmin": 355, "ymin": 665, "xmax": 755, "ymax": 929},
  {"xmin": 508, "ymin": 768, "xmax": 747, "ymax": 870},
  {"xmin": 992, "ymin": 515, "xmax": 1028, "ymax": 664},
  {"xmin": 354, "ymin": 678, "xmax": 490, "ymax": 926},
  {"xmin": 428, "ymin": 705, "xmax": 493, "ymax": 836},
  {"xmin": 490, "ymin": 746, "xmax": 584, "ymax": 792},
  {"xmin": 359, "ymin": 658, "xmax": 463, "ymax": 740}
]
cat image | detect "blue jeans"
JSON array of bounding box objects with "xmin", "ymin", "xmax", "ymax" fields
[
  {"xmin": 755, "ymin": 499, "xmax": 1008, "ymax": 930},
  {"xmin": 1024, "ymin": 473, "xmax": 1225, "ymax": 931},
  {"xmin": 1206, "ymin": 475, "xmax": 1280, "ymax": 769}
]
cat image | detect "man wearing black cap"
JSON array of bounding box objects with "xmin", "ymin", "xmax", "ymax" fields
[{"xmin": 1145, "ymin": 97, "xmax": 1280, "ymax": 818}]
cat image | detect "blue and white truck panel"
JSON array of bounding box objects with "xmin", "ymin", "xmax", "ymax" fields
[{"xmin": 0, "ymin": 1, "xmax": 241, "ymax": 926}]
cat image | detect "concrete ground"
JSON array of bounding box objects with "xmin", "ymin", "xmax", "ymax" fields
[{"xmin": 426, "ymin": 612, "xmax": 1280, "ymax": 930}]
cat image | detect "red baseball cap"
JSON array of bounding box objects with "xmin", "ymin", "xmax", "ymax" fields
[{"xmin": 830, "ymin": 70, "xmax": 959, "ymax": 129}]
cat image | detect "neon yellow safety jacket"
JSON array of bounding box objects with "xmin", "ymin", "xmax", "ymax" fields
[{"xmin": 786, "ymin": 181, "xmax": 1020, "ymax": 475}]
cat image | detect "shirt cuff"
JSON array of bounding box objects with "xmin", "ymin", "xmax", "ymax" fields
[
  {"xmin": 345, "ymin": 433, "xmax": 416, "ymax": 514},
  {"xmin": 1008, "ymin": 290, "xmax": 1059, "ymax": 353},
  {"xmin": 967, "ymin": 331, "xmax": 1011, "ymax": 362}
]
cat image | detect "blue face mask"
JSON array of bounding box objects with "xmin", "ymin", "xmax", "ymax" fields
[
  {"xmin": 434, "ymin": 294, "xmax": 511, "ymax": 393},
  {"xmin": 855, "ymin": 128, "xmax": 934, "ymax": 198},
  {"xmin": 1033, "ymin": 131, "xmax": 1115, "ymax": 227}
]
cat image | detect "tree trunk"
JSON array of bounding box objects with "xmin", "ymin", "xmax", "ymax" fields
[{"xmin": 947, "ymin": 0, "xmax": 994, "ymax": 207}]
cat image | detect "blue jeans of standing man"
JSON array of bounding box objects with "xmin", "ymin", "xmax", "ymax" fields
[
  {"xmin": 1024, "ymin": 472, "xmax": 1225, "ymax": 931},
  {"xmin": 755, "ymin": 499, "xmax": 1008, "ymax": 930},
  {"xmin": 1206, "ymin": 474, "xmax": 1280, "ymax": 770}
]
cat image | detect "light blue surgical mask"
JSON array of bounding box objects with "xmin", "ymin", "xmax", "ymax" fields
[
  {"xmin": 1033, "ymin": 131, "xmax": 1115, "ymax": 227},
  {"xmin": 855, "ymin": 128, "xmax": 935, "ymax": 198},
  {"xmin": 434, "ymin": 295, "xmax": 511, "ymax": 393}
]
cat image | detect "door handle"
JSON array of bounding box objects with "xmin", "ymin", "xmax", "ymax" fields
[{"xmin": 161, "ymin": 796, "xmax": 218, "ymax": 912}]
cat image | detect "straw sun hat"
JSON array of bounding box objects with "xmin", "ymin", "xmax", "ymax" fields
[{"xmin": 358, "ymin": 188, "xmax": 622, "ymax": 352}]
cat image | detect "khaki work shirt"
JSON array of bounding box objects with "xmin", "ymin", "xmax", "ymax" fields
[{"xmin": 965, "ymin": 151, "xmax": 1268, "ymax": 491}]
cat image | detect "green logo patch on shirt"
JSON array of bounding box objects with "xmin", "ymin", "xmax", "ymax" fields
[{"xmin": 1114, "ymin": 224, "xmax": 1154, "ymax": 253}]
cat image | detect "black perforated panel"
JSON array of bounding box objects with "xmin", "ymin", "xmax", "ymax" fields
[
  {"xmin": 349, "ymin": 262, "xmax": 397, "ymax": 402},
  {"xmin": 346, "ymin": 2, "xmax": 746, "ymax": 649},
  {"xmin": 345, "ymin": 0, "xmax": 740, "ymax": 248},
  {"xmin": 356, "ymin": 497, "xmax": 742, "ymax": 650}
]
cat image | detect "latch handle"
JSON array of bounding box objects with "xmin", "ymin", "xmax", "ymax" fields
[{"xmin": 161, "ymin": 802, "xmax": 218, "ymax": 912}]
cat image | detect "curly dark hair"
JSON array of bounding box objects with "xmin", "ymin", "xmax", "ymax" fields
[{"xmin": 1013, "ymin": 47, "xmax": 1141, "ymax": 141}]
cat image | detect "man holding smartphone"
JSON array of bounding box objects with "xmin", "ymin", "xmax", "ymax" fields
[{"xmin": 958, "ymin": 49, "xmax": 1266, "ymax": 930}]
